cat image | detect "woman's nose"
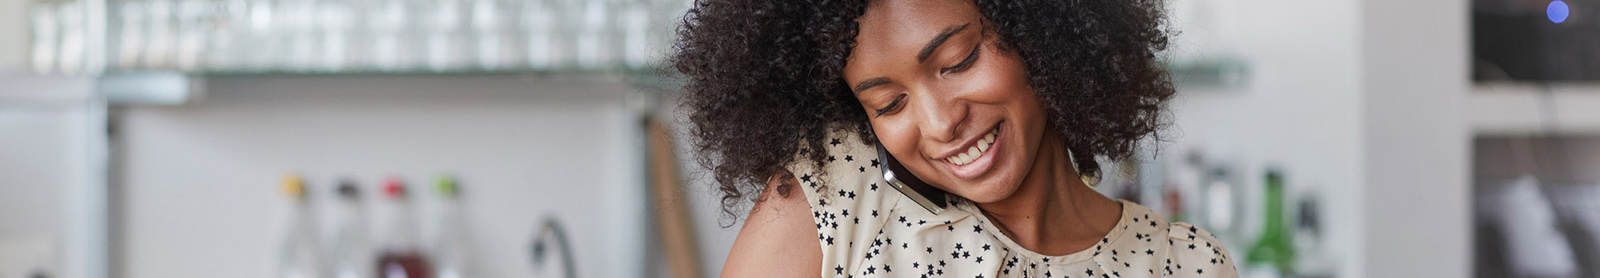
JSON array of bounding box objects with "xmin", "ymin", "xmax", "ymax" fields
[{"xmin": 912, "ymin": 87, "xmax": 967, "ymax": 145}]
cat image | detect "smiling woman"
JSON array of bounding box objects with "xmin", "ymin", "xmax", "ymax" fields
[{"xmin": 670, "ymin": 0, "xmax": 1228, "ymax": 277}]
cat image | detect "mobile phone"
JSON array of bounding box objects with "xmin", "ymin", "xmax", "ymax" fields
[{"xmin": 877, "ymin": 143, "xmax": 949, "ymax": 214}]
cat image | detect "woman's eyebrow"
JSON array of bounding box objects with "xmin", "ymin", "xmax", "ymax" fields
[
  {"xmin": 917, "ymin": 23, "xmax": 971, "ymax": 63},
  {"xmin": 855, "ymin": 23, "xmax": 972, "ymax": 95},
  {"xmin": 854, "ymin": 77, "xmax": 892, "ymax": 93}
]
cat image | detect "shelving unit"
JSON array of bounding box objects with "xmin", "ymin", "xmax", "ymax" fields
[
  {"xmin": 1470, "ymin": 82, "xmax": 1600, "ymax": 135},
  {"xmin": 1469, "ymin": 83, "xmax": 1600, "ymax": 278}
]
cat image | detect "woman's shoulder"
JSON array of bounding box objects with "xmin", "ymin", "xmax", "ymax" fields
[
  {"xmin": 783, "ymin": 131, "xmax": 982, "ymax": 275},
  {"xmin": 784, "ymin": 131, "xmax": 903, "ymax": 213},
  {"xmin": 1160, "ymin": 220, "xmax": 1239, "ymax": 278},
  {"xmin": 1091, "ymin": 201, "xmax": 1237, "ymax": 278}
]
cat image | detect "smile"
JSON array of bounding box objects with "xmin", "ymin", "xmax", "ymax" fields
[
  {"xmin": 939, "ymin": 124, "xmax": 1003, "ymax": 180},
  {"xmin": 945, "ymin": 126, "xmax": 998, "ymax": 165}
]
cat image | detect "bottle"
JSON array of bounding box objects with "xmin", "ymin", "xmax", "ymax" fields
[
  {"xmin": 432, "ymin": 175, "xmax": 473, "ymax": 278},
  {"xmin": 376, "ymin": 178, "xmax": 434, "ymax": 278},
  {"xmin": 1292, "ymin": 193, "xmax": 1337, "ymax": 278},
  {"xmin": 330, "ymin": 180, "xmax": 374, "ymax": 278},
  {"xmin": 1203, "ymin": 166, "xmax": 1237, "ymax": 240},
  {"xmin": 1246, "ymin": 169, "xmax": 1295, "ymax": 276},
  {"xmin": 278, "ymin": 174, "xmax": 325, "ymax": 278}
]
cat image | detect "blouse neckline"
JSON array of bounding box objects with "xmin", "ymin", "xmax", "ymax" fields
[{"xmin": 953, "ymin": 198, "xmax": 1136, "ymax": 264}]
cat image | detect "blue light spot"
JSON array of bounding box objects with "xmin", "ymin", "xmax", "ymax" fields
[{"xmin": 1549, "ymin": 0, "xmax": 1570, "ymax": 24}]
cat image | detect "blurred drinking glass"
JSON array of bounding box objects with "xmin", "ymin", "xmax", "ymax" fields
[
  {"xmin": 368, "ymin": 0, "xmax": 409, "ymax": 70},
  {"xmin": 280, "ymin": 0, "xmax": 318, "ymax": 70},
  {"xmin": 469, "ymin": 0, "xmax": 512, "ymax": 70},
  {"xmin": 618, "ymin": 0, "xmax": 649, "ymax": 69},
  {"xmin": 319, "ymin": 0, "xmax": 352, "ymax": 71},
  {"xmin": 245, "ymin": 0, "xmax": 277, "ymax": 70},
  {"xmin": 205, "ymin": 0, "xmax": 248, "ymax": 70},
  {"xmin": 32, "ymin": 3, "xmax": 59, "ymax": 74},
  {"xmin": 115, "ymin": 1, "xmax": 144, "ymax": 70},
  {"xmin": 145, "ymin": 0, "xmax": 174, "ymax": 69},
  {"xmin": 425, "ymin": 0, "xmax": 464, "ymax": 71},
  {"xmin": 57, "ymin": 1, "xmax": 85, "ymax": 75},
  {"xmin": 521, "ymin": 0, "xmax": 561, "ymax": 70},
  {"xmin": 175, "ymin": 0, "xmax": 211, "ymax": 70},
  {"xmin": 573, "ymin": 0, "xmax": 610, "ymax": 70}
]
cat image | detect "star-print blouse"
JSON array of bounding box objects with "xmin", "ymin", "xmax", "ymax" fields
[{"xmin": 789, "ymin": 132, "xmax": 1238, "ymax": 278}]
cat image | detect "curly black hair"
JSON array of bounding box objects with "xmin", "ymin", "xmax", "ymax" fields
[{"xmin": 671, "ymin": 0, "xmax": 1174, "ymax": 222}]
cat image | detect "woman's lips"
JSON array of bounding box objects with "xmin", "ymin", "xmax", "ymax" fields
[{"xmin": 941, "ymin": 124, "xmax": 1002, "ymax": 180}]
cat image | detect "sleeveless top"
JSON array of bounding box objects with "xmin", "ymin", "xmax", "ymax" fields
[{"xmin": 789, "ymin": 132, "xmax": 1238, "ymax": 278}]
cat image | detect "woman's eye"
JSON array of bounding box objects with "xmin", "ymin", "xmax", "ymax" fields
[
  {"xmin": 940, "ymin": 43, "xmax": 981, "ymax": 74},
  {"xmin": 874, "ymin": 95, "xmax": 906, "ymax": 116}
]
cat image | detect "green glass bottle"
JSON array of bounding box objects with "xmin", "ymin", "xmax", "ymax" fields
[{"xmin": 1247, "ymin": 169, "xmax": 1295, "ymax": 275}]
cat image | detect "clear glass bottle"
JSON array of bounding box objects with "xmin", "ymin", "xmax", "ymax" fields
[
  {"xmin": 278, "ymin": 174, "xmax": 325, "ymax": 278},
  {"xmin": 432, "ymin": 175, "xmax": 473, "ymax": 278},
  {"xmin": 376, "ymin": 178, "xmax": 433, "ymax": 278},
  {"xmin": 330, "ymin": 180, "xmax": 373, "ymax": 278}
]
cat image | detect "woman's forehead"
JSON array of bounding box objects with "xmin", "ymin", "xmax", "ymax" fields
[{"xmin": 848, "ymin": 0, "xmax": 981, "ymax": 72}]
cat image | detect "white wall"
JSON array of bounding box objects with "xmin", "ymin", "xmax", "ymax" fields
[
  {"xmin": 1164, "ymin": 0, "xmax": 1366, "ymax": 275},
  {"xmin": 114, "ymin": 75, "xmax": 647, "ymax": 278},
  {"xmin": 0, "ymin": 0, "xmax": 31, "ymax": 70},
  {"xmin": 652, "ymin": 90, "xmax": 743, "ymax": 277},
  {"xmin": 1169, "ymin": 0, "xmax": 1472, "ymax": 275},
  {"xmin": 1359, "ymin": 0, "xmax": 1471, "ymax": 276},
  {"xmin": 0, "ymin": 75, "xmax": 96, "ymax": 278}
]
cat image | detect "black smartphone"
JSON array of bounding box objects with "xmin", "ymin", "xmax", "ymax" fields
[{"xmin": 877, "ymin": 143, "xmax": 949, "ymax": 214}]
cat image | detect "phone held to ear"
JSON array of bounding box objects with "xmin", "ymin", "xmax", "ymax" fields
[{"xmin": 877, "ymin": 143, "xmax": 949, "ymax": 215}]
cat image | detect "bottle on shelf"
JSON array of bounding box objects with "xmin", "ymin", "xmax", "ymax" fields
[
  {"xmin": 331, "ymin": 179, "xmax": 374, "ymax": 278},
  {"xmin": 278, "ymin": 174, "xmax": 325, "ymax": 278},
  {"xmin": 1203, "ymin": 165, "xmax": 1238, "ymax": 241},
  {"xmin": 1245, "ymin": 169, "xmax": 1296, "ymax": 277},
  {"xmin": 377, "ymin": 178, "xmax": 434, "ymax": 278},
  {"xmin": 1292, "ymin": 193, "xmax": 1338, "ymax": 278},
  {"xmin": 432, "ymin": 175, "xmax": 473, "ymax": 278}
]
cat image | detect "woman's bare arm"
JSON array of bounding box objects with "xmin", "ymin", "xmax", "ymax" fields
[{"xmin": 720, "ymin": 170, "xmax": 823, "ymax": 277}]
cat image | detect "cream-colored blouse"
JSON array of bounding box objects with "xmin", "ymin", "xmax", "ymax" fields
[{"xmin": 790, "ymin": 133, "xmax": 1238, "ymax": 278}]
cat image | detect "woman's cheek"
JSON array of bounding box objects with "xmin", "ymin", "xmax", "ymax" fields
[{"xmin": 960, "ymin": 50, "xmax": 1027, "ymax": 103}]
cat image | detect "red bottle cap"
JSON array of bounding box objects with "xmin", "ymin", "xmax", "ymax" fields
[{"xmin": 383, "ymin": 178, "xmax": 406, "ymax": 199}]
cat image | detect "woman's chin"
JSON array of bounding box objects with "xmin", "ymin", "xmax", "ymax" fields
[{"xmin": 948, "ymin": 177, "xmax": 1024, "ymax": 204}]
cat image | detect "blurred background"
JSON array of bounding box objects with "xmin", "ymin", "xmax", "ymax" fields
[{"xmin": 0, "ymin": 0, "xmax": 1593, "ymax": 277}]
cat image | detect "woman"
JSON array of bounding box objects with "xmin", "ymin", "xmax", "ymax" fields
[{"xmin": 672, "ymin": 0, "xmax": 1236, "ymax": 277}]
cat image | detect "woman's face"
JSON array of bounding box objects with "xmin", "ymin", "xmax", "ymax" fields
[{"xmin": 843, "ymin": 0, "xmax": 1053, "ymax": 203}]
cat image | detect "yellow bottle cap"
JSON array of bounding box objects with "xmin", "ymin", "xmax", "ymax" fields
[{"xmin": 281, "ymin": 173, "xmax": 306, "ymax": 199}]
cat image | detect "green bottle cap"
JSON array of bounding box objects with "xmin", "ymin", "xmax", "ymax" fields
[{"xmin": 436, "ymin": 174, "xmax": 459, "ymax": 197}]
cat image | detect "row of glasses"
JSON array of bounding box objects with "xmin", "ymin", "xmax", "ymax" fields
[
  {"xmin": 31, "ymin": 1, "xmax": 87, "ymax": 75},
  {"xmin": 48, "ymin": 0, "xmax": 691, "ymax": 74}
]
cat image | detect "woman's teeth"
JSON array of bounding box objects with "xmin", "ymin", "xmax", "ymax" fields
[{"xmin": 947, "ymin": 128, "xmax": 998, "ymax": 166}]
